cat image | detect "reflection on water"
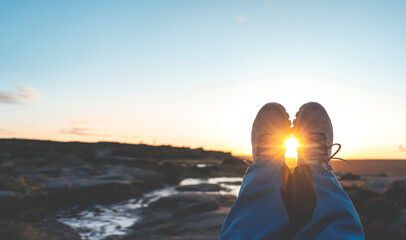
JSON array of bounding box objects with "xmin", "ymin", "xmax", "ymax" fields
[
  {"xmin": 56, "ymin": 187, "xmax": 177, "ymax": 240},
  {"xmin": 56, "ymin": 177, "xmax": 242, "ymax": 240},
  {"xmin": 180, "ymin": 177, "xmax": 243, "ymax": 196}
]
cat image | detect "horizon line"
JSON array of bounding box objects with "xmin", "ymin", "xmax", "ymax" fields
[{"xmin": 1, "ymin": 137, "xmax": 406, "ymax": 161}]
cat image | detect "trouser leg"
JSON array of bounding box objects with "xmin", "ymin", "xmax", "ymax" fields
[
  {"xmin": 219, "ymin": 160, "xmax": 291, "ymax": 240},
  {"xmin": 290, "ymin": 164, "xmax": 364, "ymax": 240}
]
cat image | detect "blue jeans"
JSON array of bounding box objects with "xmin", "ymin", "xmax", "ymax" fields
[{"xmin": 219, "ymin": 160, "xmax": 364, "ymax": 240}]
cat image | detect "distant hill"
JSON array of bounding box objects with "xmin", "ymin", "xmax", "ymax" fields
[
  {"xmin": 332, "ymin": 159, "xmax": 406, "ymax": 176},
  {"xmin": 0, "ymin": 138, "xmax": 233, "ymax": 162},
  {"xmin": 2, "ymin": 139, "xmax": 405, "ymax": 176},
  {"xmin": 239, "ymin": 155, "xmax": 406, "ymax": 176}
]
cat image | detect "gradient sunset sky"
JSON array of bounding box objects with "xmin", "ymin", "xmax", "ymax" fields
[{"xmin": 1, "ymin": 0, "xmax": 405, "ymax": 159}]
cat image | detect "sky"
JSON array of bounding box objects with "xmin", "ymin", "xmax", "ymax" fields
[{"xmin": 1, "ymin": 0, "xmax": 405, "ymax": 159}]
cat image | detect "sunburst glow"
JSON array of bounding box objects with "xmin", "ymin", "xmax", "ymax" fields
[{"xmin": 285, "ymin": 136, "xmax": 299, "ymax": 159}]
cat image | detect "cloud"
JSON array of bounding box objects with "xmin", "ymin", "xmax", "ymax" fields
[
  {"xmin": 69, "ymin": 118, "xmax": 104, "ymax": 125},
  {"xmin": 0, "ymin": 128, "xmax": 15, "ymax": 135},
  {"xmin": 0, "ymin": 85, "xmax": 40, "ymax": 104},
  {"xmin": 399, "ymin": 145, "xmax": 406, "ymax": 152},
  {"xmin": 60, "ymin": 128, "xmax": 108, "ymax": 137},
  {"xmin": 235, "ymin": 14, "xmax": 249, "ymax": 22}
]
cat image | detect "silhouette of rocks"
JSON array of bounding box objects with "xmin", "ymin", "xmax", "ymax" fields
[
  {"xmin": 385, "ymin": 180, "xmax": 406, "ymax": 208},
  {"xmin": 0, "ymin": 138, "xmax": 246, "ymax": 239},
  {"xmin": 340, "ymin": 172, "xmax": 361, "ymax": 180},
  {"xmin": 222, "ymin": 155, "xmax": 243, "ymax": 165}
]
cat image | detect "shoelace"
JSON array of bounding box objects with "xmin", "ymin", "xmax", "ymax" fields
[{"xmin": 300, "ymin": 132, "xmax": 351, "ymax": 173}]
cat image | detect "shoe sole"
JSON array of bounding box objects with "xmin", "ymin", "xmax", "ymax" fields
[
  {"xmin": 253, "ymin": 102, "xmax": 290, "ymax": 127},
  {"xmin": 293, "ymin": 102, "xmax": 333, "ymax": 132}
]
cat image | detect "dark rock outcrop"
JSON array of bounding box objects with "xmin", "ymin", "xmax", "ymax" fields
[
  {"xmin": 126, "ymin": 193, "xmax": 236, "ymax": 240},
  {"xmin": 175, "ymin": 183, "xmax": 225, "ymax": 192},
  {"xmin": 0, "ymin": 138, "xmax": 246, "ymax": 240}
]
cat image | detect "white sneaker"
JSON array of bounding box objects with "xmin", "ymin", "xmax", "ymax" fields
[
  {"xmin": 251, "ymin": 102, "xmax": 291, "ymax": 163},
  {"xmin": 293, "ymin": 102, "xmax": 346, "ymax": 172}
]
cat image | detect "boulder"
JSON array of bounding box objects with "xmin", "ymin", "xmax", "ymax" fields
[
  {"xmin": 219, "ymin": 181, "xmax": 242, "ymax": 185},
  {"xmin": 174, "ymin": 200, "xmax": 219, "ymax": 217},
  {"xmin": 393, "ymin": 209, "xmax": 406, "ymax": 229},
  {"xmin": 175, "ymin": 183, "xmax": 224, "ymax": 192},
  {"xmin": 365, "ymin": 197, "xmax": 398, "ymax": 223},
  {"xmin": 42, "ymin": 219, "xmax": 82, "ymax": 240},
  {"xmin": 0, "ymin": 220, "xmax": 81, "ymax": 240},
  {"xmin": 128, "ymin": 193, "xmax": 233, "ymax": 240},
  {"xmin": 0, "ymin": 190, "xmax": 23, "ymax": 197}
]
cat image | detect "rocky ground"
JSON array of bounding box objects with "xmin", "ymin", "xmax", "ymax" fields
[
  {"xmin": 124, "ymin": 193, "xmax": 236, "ymax": 240},
  {"xmin": 0, "ymin": 139, "xmax": 406, "ymax": 240},
  {"xmin": 0, "ymin": 139, "xmax": 246, "ymax": 240}
]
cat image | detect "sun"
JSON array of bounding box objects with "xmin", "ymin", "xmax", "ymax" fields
[
  {"xmin": 285, "ymin": 136, "xmax": 299, "ymax": 169},
  {"xmin": 285, "ymin": 136, "xmax": 299, "ymax": 159}
]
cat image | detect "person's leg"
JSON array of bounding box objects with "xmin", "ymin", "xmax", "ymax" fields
[
  {"xmin": 219, "ymin": 160, "xmax": 291, "ymax": 240},
  {"xmin": 284, "ymin": 164, "xmax": 317, "ymax": 233},
  {"xmin": 291, "ymin": 102, "xmax": 364, "ymax": 239},
  {"xmin": 220, "ymin": 102, "xmax": 292, "ymax": 240},
  {"xmin": 289, "ymin": 164, "xmax": 364, "ymax": 240}
]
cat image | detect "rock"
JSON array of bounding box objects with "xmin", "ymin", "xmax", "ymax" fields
[
  {"xmin": 149, "ymin": 194, "xmax": 214, "ymax": 210},
  {"xmin": 0, "ymin": 220, "xmax": 81, "ymax": 240},
  {"xmin": 385, "ymin": 180, "xmax": 406, "ymax": 208},
  {"xmin": 222, "ymin": 156, "xmax": 243, "ymax": 165},
  {"xmin": 96, "ymin": 173, "xmax": 133, "ymax": 181},
  {"xmin": 102, "ymin": 235, "xmax": 122, "ymax": 240},
  {"xmin": 0, "ymin": 190, "xmax": 23, "ymax": 197},
  {"xmin": 393, "ymin": 209, "xmax": 406, "ymax": 229},
  {"xmin": 59, "ymin": 166, "xmax": 101, "ymax": 178},
  {"xmin": 176, "ymin": 208, "xmax": 228, "ymax": 234},
  {"xmin": 365, "ymin": 197, "xmax": 398, "ymax": 223},
  {"xmin": 215, "ymin": 194, "xmax": 237, "ymax": 206},
  {"xmin": 0, "ymin": 138, "xmax": 248, "ymax": 240},
  {"xmin": 128, "ymin": 193, "xmax": 233, "ymax": 240},
  {"xmin": 94, "ymin": 155, "xmax": 158, "ymax": 168},
  {"xmin": 175, "ymin": 183, "xmax": 224, "ymax": 192},
  {"xmin": 42, "ymin": 178, "xmax": 131, "ymax": 191},
  {"xmin": 219, "ymin": 181, "xmax": 242, "ymax": 185},
  {"xmin": 135, "ymin": 194, "xmax": 220, "ymax": 230},
  {"xmin": 343, "ymin": 186, "xmax": 381, "ymax": 214},
  {"xmin": 174, "ymin": 200, "xmax": 219, "ymax": 217},
  {"xmin": 0, "ymin": 161, "xmax": 16, "ymax": 171},
  {"xmin": 0, "ymin": 170, "xmax": 164, "ymax": 220},
  {"xmin": 42, "ymin": 219, "xmax": 81, "ymax": 240},
  {"xmin": 340, "ymin": 172, "xmax": 361, "ymax": 180},
  {"xmin": 156, "ymin": 161, "xmax": 183, "ymax": 184},
  {"xmin": 190, "ymin": 166, "xmax": 212, "ymax": 175},
  {"xmin": 16, "ymin": 168, "xmax": 60, "ymax": 180}
]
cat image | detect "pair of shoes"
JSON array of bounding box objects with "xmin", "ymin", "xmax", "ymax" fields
[{"xmin": 251, "ymin": 102, "xmax": 344, "ymax": 173}]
